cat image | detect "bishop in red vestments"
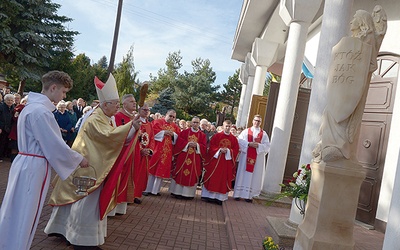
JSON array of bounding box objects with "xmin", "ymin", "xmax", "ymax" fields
[
  {"xmin": 170, "ymin": 116, "xmax": 207, "ymax": 199},
  {"xmin": 201, "ymin": 120, "xmax": 239, "ymax": 205}
]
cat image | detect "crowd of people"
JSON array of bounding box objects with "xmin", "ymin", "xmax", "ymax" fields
[{"xmin": 0, "ymin": 71, "xmax": 270, "ymax": 250}]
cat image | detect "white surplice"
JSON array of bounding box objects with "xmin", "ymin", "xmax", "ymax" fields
[
  {"xmin": 233, "ymin": 127, "xmax": 270, "ymax": 199},
  {"xmin": 0, "ymin": 92, "xmax": 83, "ymax": 250}
]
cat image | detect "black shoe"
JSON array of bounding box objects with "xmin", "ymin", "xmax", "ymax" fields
[
  {"xmin": 73, "ymin": 245, "xmax": 103, "ymax": 250},
  {"xmin": 245, "ymin": 199, "xmax": 253, "ymax": 203},
  {"xmin": 234, "ymin": 197, "xmax": 240, "ymax": 201},
  {"xmin": 142, "ymin": 192, "xmax": 149, "ymax": 196},
  {"xmin": 134, "ymin": 198, "xmax": 142, "ymax": 204},
  {"xmin": 48, "ymin": 233, "xmax": 71, "ymax": 246},
  {"xmin": 215, "ymin": 200, "xmax": 223, "ymax": 205},
  {"xmin": 201, "ymin": 197, "xmax": 210, "ymax": 202},
  {"xmin": 150, "ymin": 192, "xmax": 161, "ymax": 196},
  {"xmin": 182, "ymin": 196, "xmax": 194, "ymax": 200}
]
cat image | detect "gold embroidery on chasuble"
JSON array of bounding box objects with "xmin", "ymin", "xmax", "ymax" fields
[
  {"xmin": 188, "ymin": 148, "xmax": 194, "ymax": 154},
  {"xmin": 185, "ymin": 158, "xmax": 192, "ymax": 165},
  {"xmin": 161, "ymin": 136, "xmax": 172, "ymax": 164},
  {"xmin": 183, "ymin": 169, "xmax": 190, "ymax": 176},
  {"xmin": 219, "ymin": 138, "xmax": 231, "ymax": 148},
  {"xmin": 247, "ymin": 158, "xmax": 255, "ymax": 165},
  {"xmin": 188, "ymin": 134, "xmax": 198, "ymax": 143}
]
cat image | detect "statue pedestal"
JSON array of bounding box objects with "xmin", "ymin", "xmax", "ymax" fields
[{"xmin": 294, "ymin": 161, "xmax": 366, "ymax": 250}]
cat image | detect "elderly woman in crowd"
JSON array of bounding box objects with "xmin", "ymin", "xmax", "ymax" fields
[
  {"xmin": 8, "ymin": 96, "xmax": 28, "ymax": 161},
  {"xmin": 0, "ymin": 94, "xmax": 15, "ymax": 162},
  {"xmin": 54, "ymin": 100, "xmax": 73, "ymax": 143},
  {"xmin": 65, "ymin": 101, "xmax": 78, "ymax": 147}
]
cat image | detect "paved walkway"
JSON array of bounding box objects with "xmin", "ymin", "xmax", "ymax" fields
[{"xmin": 0, "ymin": 158, "xmax": 384, "ymax": 249}]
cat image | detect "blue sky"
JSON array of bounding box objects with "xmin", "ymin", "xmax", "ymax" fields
[{"xmin": 54, "ymin": 0, "xmax": 243, "ymax": 88}]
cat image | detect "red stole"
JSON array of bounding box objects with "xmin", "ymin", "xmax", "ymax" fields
[{"xmin": 246, "ymin": 128, "xmax": 263, "ymax": 173}]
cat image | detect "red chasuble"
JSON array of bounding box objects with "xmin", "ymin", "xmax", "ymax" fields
[
  {"xmin": 99, "ymin": 129, "xmax": 140, "ymax": 219},
  {"xmin": 114, "ymin": 111, "xmax": 133, "ymax": 126},
  {"xmin": 148, "ymin": 119, "xmax": 181, "ymax": 178},
  {"xmin": 202, "ymin": 132, "xmax": 239, "ymax": 194},
  {"xmin": 133, "ymin": 120, "xmax": 155, "ymax": 198},
  {"xmin": 172, "ymin": 128, "xmax": 207, "ymax": 187}
]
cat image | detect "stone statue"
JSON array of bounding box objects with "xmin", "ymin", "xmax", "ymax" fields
[{"xmin": 313, "ymin": 6, "xmax": 387, "ymax": 163}]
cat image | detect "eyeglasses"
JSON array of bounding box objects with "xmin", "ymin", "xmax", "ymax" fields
[
  {"xmin": 253, "ymin": 120, "xmax": 261, "ymax": 122},
  {"xmin": 169, "ymin": 115, "xmax": 175, "ymax": 118},
  {"xmin": 142, "ymin": 109, "xmax": 150, "ymax": 111},
  {"xmin": 192, "ymin": 121, "xmax": 199, "ymax": 124},
  {"xmin": 106, "ymin": 101, "xmax": 119, "ymax": 105}
]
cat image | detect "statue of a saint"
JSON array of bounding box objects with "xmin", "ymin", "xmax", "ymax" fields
[{"xmin": 313, "ymin": 6, "xmax": 387, "ymax": 163}]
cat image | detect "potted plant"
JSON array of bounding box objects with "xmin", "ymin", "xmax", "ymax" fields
[{"xmin": 278, "ymin": 164, "xmax": 311, "ymax": 216}]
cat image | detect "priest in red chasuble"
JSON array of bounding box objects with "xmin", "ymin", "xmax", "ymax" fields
[
  {"xmin": 201, "ymin": 120, "xmax": 239, "ymax": 205},
  {"xmin": 169, "ymin": 116, "xmax": 207, "ymax": 199},
  {"xmin": 132, "ymin": 103, "xmax": 155, "ymax": 203},
  {"xmin": 109, "ymin": 94, "xmax": 138, "ymax": 215},
  {"xmin": 145, "ymin": 110, "xmax": 180, "ymax": 196}
]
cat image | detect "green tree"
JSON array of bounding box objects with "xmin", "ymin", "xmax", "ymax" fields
[
  {"xmin": 149, "ymin": 51, "xmax": 182, "ymax": 93},
  {"xmin": 113, "ymin": 46, "xmax": 140, "ymax": 99},
  {"xmin": 174, "ymin": 58, "xmax": 218, "ymax": 119},
  {"xmin": 67, "ymin": 54, "xmax": 96, "ymax": 102},
  {"xmin": 151, "ymin": 87, "xmax": 175, "ymax": 115},
  {"xmin": 0, "ymin": 0, "xmax": 78, "ymax": 94},
  {"xmin": 218, "ymin": 69, "xmax": 241, "ymax": 121}
]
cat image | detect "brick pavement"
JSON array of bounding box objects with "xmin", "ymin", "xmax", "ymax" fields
[{"xmin": 0, "ymin": 158, "xmax": 385, "ymax": 249}]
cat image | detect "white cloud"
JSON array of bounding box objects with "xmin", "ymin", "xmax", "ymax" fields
[{"xmin": 54, "ymin": 0, "xmax": 243, "ymax": 86}]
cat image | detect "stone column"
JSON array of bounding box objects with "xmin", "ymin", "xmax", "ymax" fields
[
  {"xmin": 251, "ymin": 38, "xmax": 279, "ymax": 96},
  {"xmin": 290, "ymin": 0, "xmax": 355, "ymax": 225},
  {"xmin": 263, "ymin": 0, "xmax": 323, "ymax": 194},
  {"xmin": 238, "ymin": 53, "xmax": 256, "ymax": 128},
  {"xmin": 294, "ymin": 161, "xmax": 365, "ymax": 249},
  {"xmin": 236, "ymin": 63, "xmax": 248, "ymax": 127}
]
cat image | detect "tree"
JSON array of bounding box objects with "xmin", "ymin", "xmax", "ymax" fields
[
  {"xmin": 67, "ymin": 53, "xmax": 97, "ymax": 102},
  {"xmin": 218, "ymin": 69, "xmax": 241, "ymax": 121},
  {"xmin": 149, "ymin": 51, "xmax": 182, "ymax": 93},
  {"xmin": 151, "ymin": 87, "xmax": 175, "ymax": 115},
  {"xmin": 113, "ymin": 45, "xmax": 140, "ymax": 99},
  {"xmin": 174, "ymin": 58, "xmax": 218, "ymax": 119},
  {"xmin": 0, "ymin": 0, "xmax": 78, "ymax": 94}
]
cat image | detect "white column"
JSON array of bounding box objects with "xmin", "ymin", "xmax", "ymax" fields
[
  {"xmin": 252, "ymin": 65, "xmax": 268, "ymax": 96},
  {"xmin": 238, "ymin": 53, "xmax": 256, "ymax": 128},
  {"xmin": 251, "ymin": 39, "xmax": 279, "ymax": 96},
  {"xmin": 263, "ymin": 0, "xmax": 323, "ymax": 194},
  {"xmin": 290, "ymin": 0, "xmax": 354, "ymax": 225},
  {"xmin": 240, "ymin": 75, "xmax": 255, "ymax": 128},
  {"xmin": 382, "ymin": 70, "xmax": 400, "ymax": 250},
  {"xmin": 236, "ymin": 63, "xmax": 248, "ymax": 127}
]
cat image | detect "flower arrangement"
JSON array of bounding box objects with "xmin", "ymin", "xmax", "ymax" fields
[
  {"xmin": 262, "ymin": 236, "xmax": 279, "ymax": 250},
  {"xmin": 278, "ymin": 163, "xmax": 312, "ymax": 216}
]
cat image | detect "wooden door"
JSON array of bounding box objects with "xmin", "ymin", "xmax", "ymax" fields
[
  {"xmin": 247, "ymin": 95, "xmax": 268, "ymax": 127},
  {"xmin": 263, "ymin": 82, "xmax": 311, "ymax": 182},
  {"xmin": 356, "ymin": 53, "xmax": 399, "ymax": 227}
]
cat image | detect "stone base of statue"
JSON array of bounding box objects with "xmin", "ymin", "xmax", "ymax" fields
[{"xmin": 293, "ymin": 161, "xmax": 366, "ymax": 250}]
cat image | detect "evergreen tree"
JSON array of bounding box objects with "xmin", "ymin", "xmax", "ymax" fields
[
  {"xmin": 0, "ymin": 0, "xmax": 78, "ymax": 93},
  {"xmin": 113, "ymin": 46, "xmax": 140, "ymax": 99},
  {"xmin": 67, "ymin": 54, "xmax": 96, "ymax": 101},
  {"xmin": 174, "ymin": 58, "xmax": 218, "ymax": 119},
  {"xmin": 149, "ymin": 51, "xmax": 182, "ymax": 93},
  {"xmin": 151, "ymin": 87, "xmax": 175, "ymax": 115},
  {"xmin": 218, "ymin": 69, "xmax": 241, "ymax": 120}
]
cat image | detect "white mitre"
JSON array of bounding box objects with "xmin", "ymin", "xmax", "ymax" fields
[{"xmin": 94, "ymin": 73, "xmax": 119, "ymax": 102}]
